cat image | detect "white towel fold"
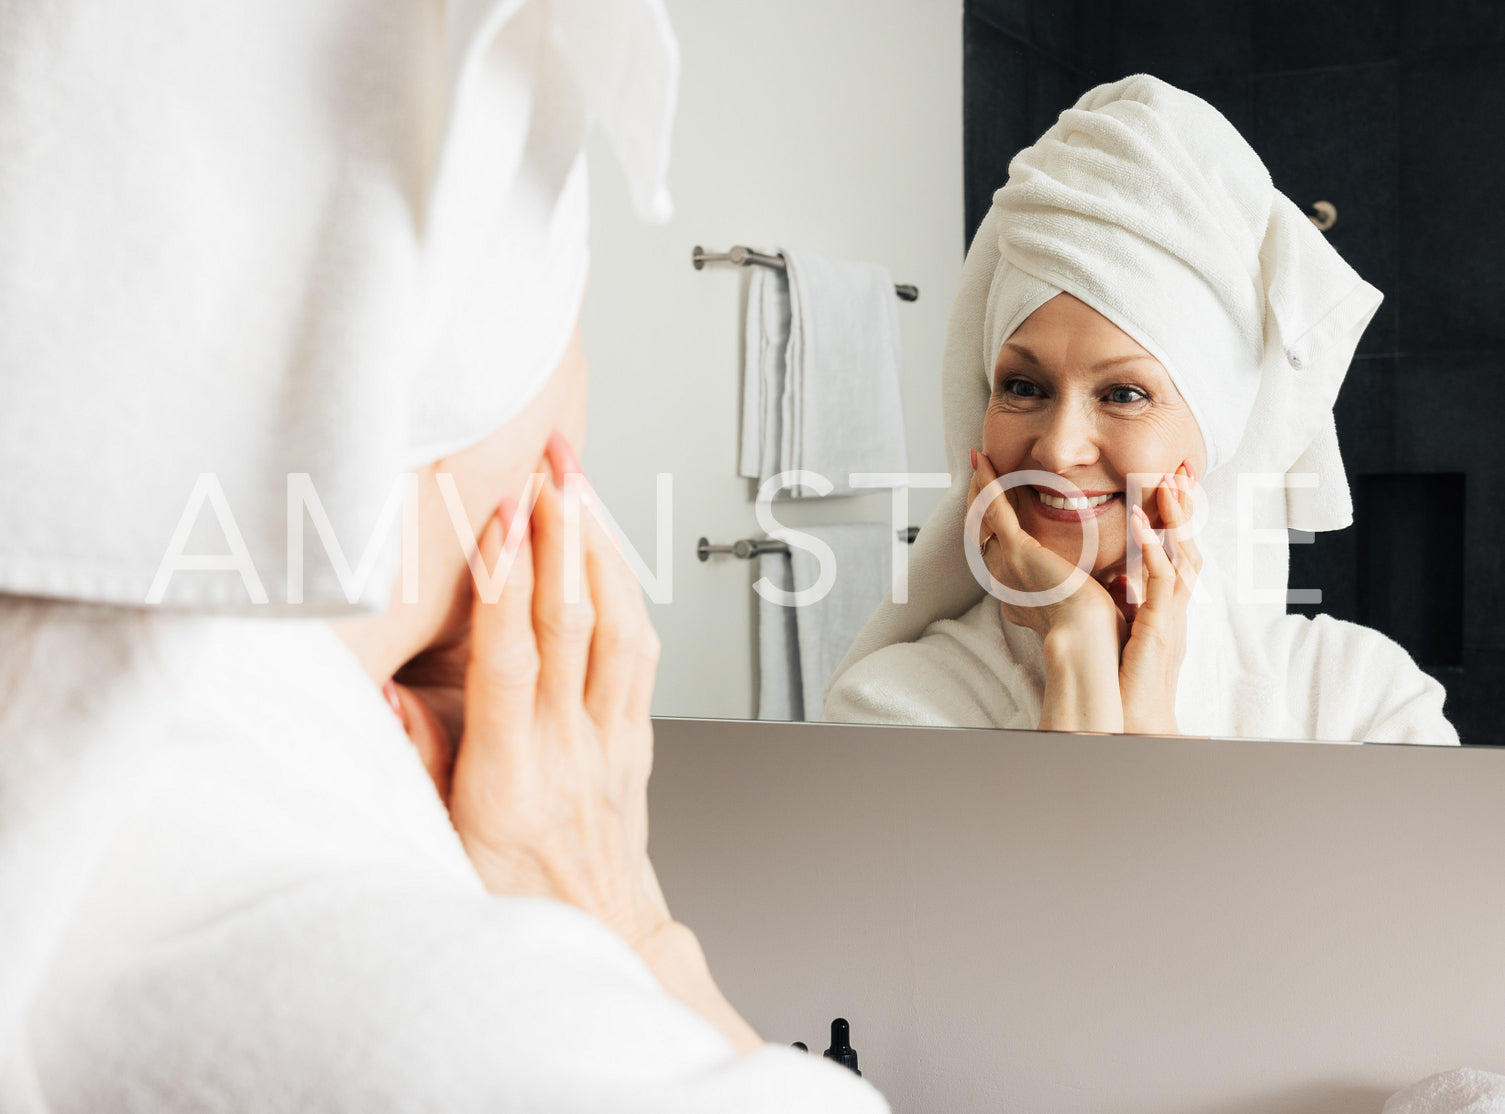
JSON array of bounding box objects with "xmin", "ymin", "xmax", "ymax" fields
[
  {"xmin": 755, "ymin": 551, "xmax": 802, "ymax": 721},
  {"xmin": 1384, "ymin": 1069, "xmax": 1505, "ymax": 1114},
  {"xmin": 738, "ymin": 249, "xmax": 907, "ymax": 497},
  {"xmin": 757, "ymin": 523, "xmax": 900, "ymax": 721},
  {"xmin": 0, "ymin": 0, "xmax": 677, "ymax": 612},
  {"xmin": 740, "ymin": 266, "xmax": 793, "ymax": 483}
]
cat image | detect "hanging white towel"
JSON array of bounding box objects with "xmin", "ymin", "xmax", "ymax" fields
[
  {"xmin": 738, "ymin": 250, "xmax": 907, "ymax": 497},
  {"xmin": 740, "ymin": 266, "xmax": 792, "ymax": 483},
  {"xmin": 755, "ymin": 550, "xmax": 802, "ymax": 721},
  {"xmin": 758, "ymin": 523, "xmax": 900, "ymax": 721}
]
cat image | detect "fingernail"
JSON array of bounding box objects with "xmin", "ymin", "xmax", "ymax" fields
[
  {"xmin": 495, "ymin": 497, "xmax": 520, "ymax": 544},
  {"xmin": 571, "ymin": 474, "xmax": 597, "ymax": 513},
  {"xmin": 545, "ymin": 430, "xmax": 582, "ymax": 486},
  {"xmin": 970, "ymin": 448, "xmax": 978, "ymax": 470},
  {"xmin": 381, "ymin": 679, "xmax": 408, "ymax": 730}
]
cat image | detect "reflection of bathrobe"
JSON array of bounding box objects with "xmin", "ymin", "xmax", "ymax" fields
[
  {"xmin": 6, "ymin": 616, "xmax": 885, "ymax": 1113},
  {"xmin": 825, "ymin": 592, "xmax": 1459, "ymax": 746}
]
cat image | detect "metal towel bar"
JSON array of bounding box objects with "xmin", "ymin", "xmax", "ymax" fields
[
  {"xmin": 697, "ymin": 526, "xmax": 920, "ymax": 562},
  {"xmin": 692, "ymin": 244, "xmax": 918, "ymax": 302}
]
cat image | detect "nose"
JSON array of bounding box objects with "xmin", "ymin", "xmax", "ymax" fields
[{"xmin": 1027, "ymin": 400, "xmax": 1100, "ymax": 475}]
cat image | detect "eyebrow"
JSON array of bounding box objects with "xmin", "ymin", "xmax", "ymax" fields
[{"xmin": 997, "ymin": 342, "xmax": 1160, "ymax": 374}]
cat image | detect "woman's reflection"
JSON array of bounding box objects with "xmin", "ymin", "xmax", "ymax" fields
[{"xmin": 824, "ymin": 74, "xmax": 1457, "ymax": 745}]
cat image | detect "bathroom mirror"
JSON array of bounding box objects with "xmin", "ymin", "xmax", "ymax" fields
[{"xmin": 581, "ymin": 0, "xmax": 1503, "ymax": 745}]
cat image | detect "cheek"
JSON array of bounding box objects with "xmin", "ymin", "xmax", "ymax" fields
[
  {"xmin": 980, "ymin": 410, "xmax": 1022, "ymax": 464},
  {"xmin": 1103, "ymin": 423, "xmax": 1195, "ymax": 489},
  {"xmin": 439, "ymin": 325, "xmax": 591, "ymax": 532}
]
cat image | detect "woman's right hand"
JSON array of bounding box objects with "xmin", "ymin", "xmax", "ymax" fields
[
  {"xmin": 446, "ymin": 436, "xmax": 762, "ymax": 1054},
  {"xmin": 969, "ymin": 449, "xmax": 1125, "ymax": 733},
  {"xmin": 968, "ymin": 449, "xmax": 1122, "ymax": 642},
  {"xmin": 447, "ymin": 436, "xmax": 669, "ymax": 950}
]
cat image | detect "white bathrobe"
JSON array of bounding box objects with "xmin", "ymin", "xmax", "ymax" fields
[
  {"xmin": 0, "ymin": 2, "xmax": 884, "ymax": 1108},
  {"xmin": 2, "ymin": 612, "xmax": 886, "ymax": 1113},
  {"xmin": 825, "ymin": 579, "xmax": 1458, "ymax": 745}
]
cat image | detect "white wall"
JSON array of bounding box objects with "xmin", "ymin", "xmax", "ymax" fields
[
  {"xmin": 649, "ymin": 719, "xmax": 1505, "ymax": 1114},
  {"xmin": 581, "ymin": 0, "xmax": 965, "ymax": 720}
]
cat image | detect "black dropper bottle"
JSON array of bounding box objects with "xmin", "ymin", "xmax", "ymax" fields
[{"xmin": 822, "ymin": 1017, "xmax": 860, "ymax": 1076}]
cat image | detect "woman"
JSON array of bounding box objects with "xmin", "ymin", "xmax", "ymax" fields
[
  {"xmin": 825, "ymin": 75, "xmax": 1457, "ymax": 746},
  {"xmin": 0, "ymin": 2, "xmax": 884, "ymax": 1110}
]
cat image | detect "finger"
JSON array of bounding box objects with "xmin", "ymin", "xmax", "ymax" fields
[
  {"xmin": 625, "ymin": 624, "xmax": 660, "ymax": 725},
  {"xmin": 1131, "ymin": 504, "xmax": 1177, "ymax": 615},
  {"xmin": 463, "ymin": 500, "xmax": 539, "ymax": 747},
  {"xmin": 972, "ymin": 450, "xmax": 1027, "ymax": 542},
  {"xmin": 967, "ymin": 471, "xmax": 996, "ymax": 553},
  {"xmin": 583, "ymin": 499, "xmax": 643, "ymax": 728},
  {"xmin": 1156, "ymin": 472, "xmax": 1202, "ymax": 594},
  {"xmin": 530, "ymin": 471, "xmax": 596, "ymax": 709}
]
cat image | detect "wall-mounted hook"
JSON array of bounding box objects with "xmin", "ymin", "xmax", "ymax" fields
[{"xmin": 1308, "ymin": 201, "xmax": 1337, "ymax": 232}]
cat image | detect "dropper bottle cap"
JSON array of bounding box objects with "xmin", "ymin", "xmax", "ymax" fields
[{"xmin": 822, "ymin": 1017, "xmax": 860, "ymax": 1076}]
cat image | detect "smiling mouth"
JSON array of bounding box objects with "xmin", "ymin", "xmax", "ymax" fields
[{"xmin": 1031, "ymin": 487, "xmax": 1122, "ymax": 512}]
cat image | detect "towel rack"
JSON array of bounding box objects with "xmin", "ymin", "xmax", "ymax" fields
[
  {"xmin": 697, "ymin": 526, "xmax": 920, "ymax": 562},
  {"xmin": 692, "ymin": 245, "xmax": 919, "ymax": 302}
]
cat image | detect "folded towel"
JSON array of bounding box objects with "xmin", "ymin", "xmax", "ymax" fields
[
  {"xmin": 1384, "ymin": 1069, "xmax": 1505, "ymax": 1114},
  {"xmin": 739, "ymin": 250, "xmax": 907, "ymax": 497},
  {"xmin": 740, "ymin": 266, "xmax": 792, "ymax": 483},
  {"xmin": 758, "ymin": 523, "xmax": 899, "ymax": 721}
]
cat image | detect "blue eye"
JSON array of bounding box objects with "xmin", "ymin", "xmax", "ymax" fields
[
  {"xmin": 1001, "ymin": 378, "xmax": 1042, "ymax": 399},
  {"xmin": 1107, "ymin": 385, "xmax": 1147, "ymax": 404}
]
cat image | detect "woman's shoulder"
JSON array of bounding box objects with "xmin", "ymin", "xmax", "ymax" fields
[
  {"xmin": 823, "ymin": 599, "xmax": 1039, "ymax": 730},
  {"xmin": 28, "ymin": 873, "xmax": 886, "ymax": 1114}
]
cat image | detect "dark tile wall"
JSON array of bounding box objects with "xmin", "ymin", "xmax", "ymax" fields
[
  {"xmin": 963, "ymin": 2, "xmax": 1097, "ymax": 246},
  {"xmin": 962, "ymin": 0, "xmax": 1505, "ymax": 743}
]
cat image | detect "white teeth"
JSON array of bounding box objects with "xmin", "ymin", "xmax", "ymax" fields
[{"xmin": 1037, "ymin": 490, "xmax": 1115, "ymax": 511}]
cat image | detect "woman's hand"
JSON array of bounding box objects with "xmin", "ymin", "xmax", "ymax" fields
[
  {"xmin": 970, "ymin": 449, "xmax": 1124, "ymax": 732},
  {"xmin": 1118, "ymin": 464, "xmax": 1201, "ymax": 735},
  {"xmin": 389, "ymin": 435, "xmax": 762, "ymax": 1054},
  {"xmin": 968, "ymin": 450, "xmax": 1122, "ymax": 641},
  {"xmin": 447, "ymin": 440, "xmax": 669, "ymax": 949}
]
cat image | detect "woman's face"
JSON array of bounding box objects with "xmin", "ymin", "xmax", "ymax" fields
[{"xmin": 981, "ymin": 292, "xmax": 1207, "ymax": 583}]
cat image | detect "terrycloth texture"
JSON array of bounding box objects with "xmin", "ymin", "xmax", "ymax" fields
[
  {"xmin": 756, "ymin": 552, "xmax": 802, "ymax": 720},
  {"xmin": 824, "ymin": 75, "xmax": 1457, "ymax": 745},
  {"xmin": 1383, "ymin": 1070, "xmax": 1505, "ymax": 1114},
  {"xmin": 738, "ymin": 249, "xmax": 907, "ymax": 497},
  {"xmin": 823, "ymin": 579, "xmax": 1458, "ymax": 744},
  {"xmin": 0, "ymin": 611, "xmax": 889, "ymax": 1114},
  {"xmin": 0, "ymin": 0, "xmax": 676, "ymax": 613},
  {"xmin": 740, "ymin": 266, "xmax": 792, "ymax": 483},
  {"xmin": 757, "ymin": 523, "xmax": 899, "ymax": 721}
]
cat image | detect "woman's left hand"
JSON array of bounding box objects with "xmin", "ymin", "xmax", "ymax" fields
[{"xmin": 1118, "ymin": 463, "xmax": 1201, "ymax": 735}]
